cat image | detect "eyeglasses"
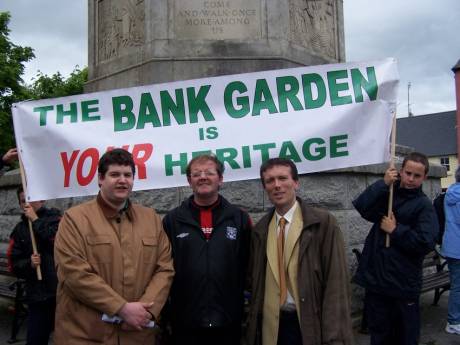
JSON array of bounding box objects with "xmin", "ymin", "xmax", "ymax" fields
[{"xmin": 190, "ymin": 170, "xmax": 218, "ymax": 178}]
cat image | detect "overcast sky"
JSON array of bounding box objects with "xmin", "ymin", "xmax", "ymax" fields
[{"xmin": 2, "ymin": 0, "xmax": 459, "ymax": 117}]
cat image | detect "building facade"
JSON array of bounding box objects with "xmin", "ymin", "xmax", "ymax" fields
[{"xmin": 397, "ymin": 111, "xmax": 454, "ymax": 189}]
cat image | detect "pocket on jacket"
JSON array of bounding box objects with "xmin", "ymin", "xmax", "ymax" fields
[
  {"xmin": 142, "ymin": 236, "xmax": 158, "ymax": 264},
  {"xmin": 55, "ymin": 291, "xmax": 108, "ymax": 343},
  {"xmin": 86, "ymin": 235, "xmax": 113, "ymax": 263}
]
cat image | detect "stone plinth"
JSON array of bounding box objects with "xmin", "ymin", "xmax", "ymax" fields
[{"xmin": 85, "ymin": 0, "xmax": 345, "ymax": 92}]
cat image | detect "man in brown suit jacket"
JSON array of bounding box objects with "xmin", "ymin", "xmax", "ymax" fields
[{"xmin": 54, "ymin": 149, "xmax": 174, "ymax": 345}]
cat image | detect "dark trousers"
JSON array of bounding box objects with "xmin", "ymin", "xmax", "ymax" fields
[
  {"xmin": 26, "ymin": 298, "xmax": 56, "ymax": 345},
  {"xmin": 171, "ymin": 325, "xmax": 241, "ymax": 345},
  {"xmin": 277, "ymin": 310, "xmax": 303, "ymax": 345},
  {"xmin": 365, "ymin": 291, "xmax": 420, "ymax": 345}
]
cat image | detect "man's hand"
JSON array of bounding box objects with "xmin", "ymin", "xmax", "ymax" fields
[
  {"xmin": 2, "ymin": 148, "xmax": 18, "ymax": 165},
  {"xmin": 31, "ymin": 253, "xmax": 41, "ymax": 268},
  {"xmin": 383, "ymin": 167, "xmax": 398, "ymax": 186},
  {"xmin": 380, "ymin": 212, "xmax": 396, "ymax": 234},
  {"xmin": 23, "ymin": 203, "xmax": 38, "ymax": 222},
  {"xmin": 118, "ymin": 302, "xmax": 153, "ymax": 330}
]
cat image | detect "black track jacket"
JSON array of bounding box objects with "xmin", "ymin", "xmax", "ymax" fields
[
  {"xmin": 353, "ymin": 180, "xmax": 438, "ymax": 299},
  {"xmin": 162, "ymin": 195, "xmax": 251, "ymax": 329},
  {"xmin": 8, "ymin": 207, "xmax": 61, "ymax": 303}
]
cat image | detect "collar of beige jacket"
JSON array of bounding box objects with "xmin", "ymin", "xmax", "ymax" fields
[
  {"xmin": 284, "ymin": 206, "xmax": 303, "ymax": 267},
  {"xmin": 267, "ymin": 213, "xmax": 280, "ymax": 286},
  {"xmin": 266, "ymin": 205, "xmax": 303, "ymax": 290},
  {"xmin": 97, "ymin": 193, "xmax": 133, "ymax": 221}
]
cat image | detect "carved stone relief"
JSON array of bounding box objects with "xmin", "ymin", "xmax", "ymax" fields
[
  {"xmin": 97, "ymin": 0, "xmax": 145, "ymax": 63},
  {"xmin": 174, "ymin": 0, "xmax": 261, "ymax": 40},
  {"xmin": 289, "ymin": 0, "xmax": 337, "ymax": 59}
]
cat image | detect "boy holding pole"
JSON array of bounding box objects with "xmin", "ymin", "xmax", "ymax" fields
[
  {"xmin": 352, "ymin": 152, "xmax": 438, "ymax": 345},
  {"xmin": 8, "ymin": 187, "xmax": 61, "ymax": 345}
]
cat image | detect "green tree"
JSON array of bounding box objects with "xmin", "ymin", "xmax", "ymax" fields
[
  {"xmin": 27, "ymin": 66, "xmax": 88, "ymax": 100},
  {"xmin": 0, "ymin": 11, "xmax": 88, "ymax": 154},
  {"xmin": 0, "ymin": 12, "xmax": 34, "ymax": 153}
]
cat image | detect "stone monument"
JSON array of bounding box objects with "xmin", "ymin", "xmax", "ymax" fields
[{"xmin": 85, "ymin": 0, "xmax": 345, "ymax": 91}]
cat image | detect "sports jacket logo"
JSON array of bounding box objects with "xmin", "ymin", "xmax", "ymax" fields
[{"xmin": 226, "ymin": 226, "xmax": 237, "ymax": 240}]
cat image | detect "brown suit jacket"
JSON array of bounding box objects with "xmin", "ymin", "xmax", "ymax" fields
[{"xmin": 54, "ymin": 195, "xmax": 174, "ymax": 345}]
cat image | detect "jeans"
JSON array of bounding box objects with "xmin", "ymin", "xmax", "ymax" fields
[
  {"xmin": 447, "ymin": 257, "xmax": 460, "ymax": 324},
  {"xmin": 277, "ymin": 310, "xmax": 302, "ymax": 345},
  {"xmin": 26, "ymin": 298, "xmax": 56, "ymax": 345},
  {"xmin": 365, "ymin": 291, "xmax": 420, "ymax": 345},
  {"xmin": 171, "ymin": 325, "xmax": 241, "ymax": 345}
]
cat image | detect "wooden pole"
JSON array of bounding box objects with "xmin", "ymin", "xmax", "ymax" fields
[
  {"xmin": 18, "ymin": 155, "xmax": 42, "ymax": 280},
  {"xmin": 386, "ymin": 113, "xmax": 397, "ymax": 248}
]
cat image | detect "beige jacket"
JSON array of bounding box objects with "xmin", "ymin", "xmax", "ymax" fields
[
  {"xmin": 54, "ymin": 195, "xmax": 174, "ymax": 345},
  {"xmin": 262, "ymin": 206, "xmax": 303, "ymax": 345}
]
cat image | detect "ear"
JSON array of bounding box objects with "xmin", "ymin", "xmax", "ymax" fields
[
  {"xmin": 294, "ymin": 179, "xmax": 300, "ymax": 190},
  {"xmin": 218, "ymin": 174, "xmax": 224, "ymax": 188}
]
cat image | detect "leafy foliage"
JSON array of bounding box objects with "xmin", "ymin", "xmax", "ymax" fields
[
  {"xmin": 0, "ymin": 11, "xmax": 88, "ymax": 153},
  {"xmin": 27, "ymin": 67, "xmax": 88, "ymax": 100},
  {"xmin": 0, "ymin": 12, "xmax": 34, "ymax": 152}
]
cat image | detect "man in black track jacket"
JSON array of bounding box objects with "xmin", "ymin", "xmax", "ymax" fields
[
  {"xmin": 353, "ymin": 152, "xmax": 438, "ymax": 345},
  {"xmin": 162, "ymin": 154, "xmax": 251, "ymax": 345},
  {"xmin": 8, "ymin": 187, "xmax": 61, "ymax": 345}
]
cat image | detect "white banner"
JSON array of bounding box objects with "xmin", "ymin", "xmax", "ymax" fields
[{"xmin": 13, "ymin": 58, "xmax": 399, "ymax": 201}]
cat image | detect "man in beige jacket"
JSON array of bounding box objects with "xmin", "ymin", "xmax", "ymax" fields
[{"xmin": 54, "ymin": 149, "xmax": 174, "ymax": 345}]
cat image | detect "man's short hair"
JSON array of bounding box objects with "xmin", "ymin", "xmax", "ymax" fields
[
  {"xmin": 402, "ymin": 152, "xmax": 429, "ymax": 175},
  {"xmin": 98, "ymin": 149, "xmax": 135, "ymax": 177},
  {"xmin": 16, "ymin": 186, "xmax": 24, "ymax": 202},
  {"xmin": 259, "ymin": 158, "xmax": 299, "ymax": 187},
  {"xmin": 186, "ymin": 154, "xmax": 224, "ymax": 178},
  {"xmin": 455, "ymin": 166, "xmax": 460, "ymax": 183}
]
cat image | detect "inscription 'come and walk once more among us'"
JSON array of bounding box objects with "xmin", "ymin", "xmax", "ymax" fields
[{"xmin": 174, "ymin": 0, "xmax": 261, "ymax": 40}]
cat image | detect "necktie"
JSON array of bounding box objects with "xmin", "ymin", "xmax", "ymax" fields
[{"xmin": 277, "ymin": 217, "xmax": 287, "ymax": 306}]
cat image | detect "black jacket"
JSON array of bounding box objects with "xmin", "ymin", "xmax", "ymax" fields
[
  {"xmin": 8, "ymin": 207, "xmax": 61, "ymax": 303},
  {"xmin": 353, "ymin": 179, "xmax": 438, "ymax": 299},
  {"xmin": 162, "ymin": 195, "xmax": 251, "ymax": 329}
]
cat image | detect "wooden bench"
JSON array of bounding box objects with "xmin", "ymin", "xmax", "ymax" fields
[
  {"xmin": 420, "ymin": 249, "xmax": 450, "ymax": 305},
  {"xmin": 352, "ymin": 247, "xmax": 450, "ymax": 333},
  {"xmin": 0, "ymin": 252, "xmax": 16, "ymax": 298},
  {"xmin": 352, "ymin": 247, "xmax": 450, "ymax": 305},
  {"xmin": 0, "ymin": 252, "xmax": 28, "ymax": 344}
]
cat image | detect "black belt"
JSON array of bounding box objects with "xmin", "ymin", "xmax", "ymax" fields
[
  {"xmin": 280, "ymin": 307, "xmax": 297, "ymax": 314},
  {"xmin": 280, "ymin": 308, "xmax": 297, "ymax": 316}
]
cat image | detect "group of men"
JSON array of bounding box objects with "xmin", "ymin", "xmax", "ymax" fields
[{"xmin": 4, "ymin": 147, "xmax": 442, "ymax": 345}]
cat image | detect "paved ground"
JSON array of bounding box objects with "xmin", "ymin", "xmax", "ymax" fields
[
  {"xmin": 0, "ymin": 292, "xmax": 459, "ymax": 344},
  {"xmin": 353, "ymin": 292, "xmax": 459, "ymax": 345},
  {"xmin": 0, "ymin": 295, "xmax": 26, "ymax": 344}
]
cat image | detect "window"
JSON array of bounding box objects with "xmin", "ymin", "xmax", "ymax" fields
[{"xmin": 440, "ymin": 157, "xmax": 450, "ymax": 171}]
